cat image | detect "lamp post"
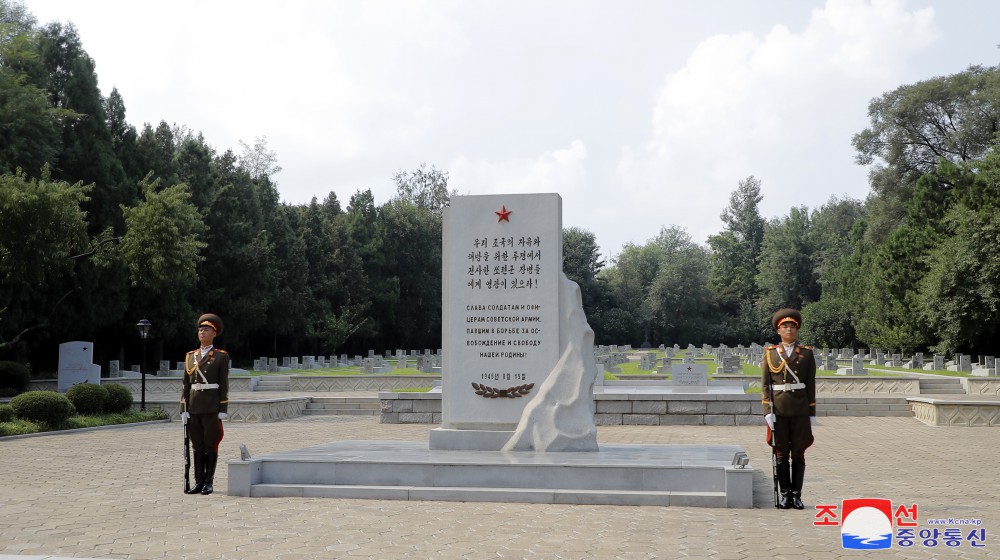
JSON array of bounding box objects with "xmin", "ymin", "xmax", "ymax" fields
[{"xmin": 136, "ymin": 319, "xmax": 151, "ymax": 411}]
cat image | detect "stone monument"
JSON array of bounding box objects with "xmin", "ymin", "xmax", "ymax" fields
[
  {"xmin": 228, "ymin": 193, "xmax": 752, "ymax": 508},
  {"xmin": 433, "ymin": 193, "xmax": 597, "ymax": 452},
  {"xmin": 57, "ymin": 341, "xmax": 100, "ymax": 392}
]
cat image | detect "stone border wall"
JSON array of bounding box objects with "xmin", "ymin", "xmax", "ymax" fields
[
  {"xmin": 963, "ymin": 378, "xmax": 1000, "ymax": 396},
  {"xmin": 145, "ymin": 397, "xmax": 312, "ymax": 423},
  {"xmin": 380, "ymin": 392, "xmax": 765, "ymax": 426},
  {"xmin": 379, "ymin": 392, "xmax": 443, "ymax": 424},
  {"xmin": 712, "ymin": 376, "xmax": 922, "ymax": 394},
  {"xmin": 289, "ymin": 375, "xmax": 439, "ymax": 392},
  {"xmin": 909, "ymin": 397, "xmax": 1000, "ymax": 427}
]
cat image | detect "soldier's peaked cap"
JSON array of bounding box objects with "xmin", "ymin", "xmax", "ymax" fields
[
  {"xmin": 198, "ymin": 313, "xmax": 223, "ymax": 335},
  {"xmin": 771, "ymin": 308, "xmax": 802, "ymax": 330}
]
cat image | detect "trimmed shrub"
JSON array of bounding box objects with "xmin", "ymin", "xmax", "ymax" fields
[
  {"xmin": 0, "ymin": 403, "xmax": 14, "ymax": 422},
  {"xmin": 66, "ymin": 383, "xmax": 109, "ymax": 415},
  {"xmin": 104, "ymin": 384, "xmax": 134, "ymax": 413},
  {"xmin": 10, "ymin": 391, "xmax": 73, "ymax": 426},
  {"xmin": 0, "ymin": 361, "xmax": 31, "ymax": 397}
]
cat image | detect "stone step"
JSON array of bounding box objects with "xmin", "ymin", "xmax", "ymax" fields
[
  {"xmin": 229, "ymin": 440, "xmax": 753, "ymax": 507},
  {"xmin": 310, "ymin": 397, "xmax": 381, "ymax": 405},
  {"xmin": 307, "ymin": 403, "xmax": 380, "ymax": 410},
  {"xmin": 303, "ymin": 396, "xmax": 381, "ymax": 415},
  {"xmin": 255, "ymin": 384, "xmax": 291, "ymax": 391},
  {"xmin": 302, "ymin": 408, "xmax": 378, "ymax": 416},
  {"xmin": 918, "ymin": 378, "xmax": 966, "ymax": 395},
  {"xmin": 249, "ymin": 484, "xmax": 726, "ymax": 507}
]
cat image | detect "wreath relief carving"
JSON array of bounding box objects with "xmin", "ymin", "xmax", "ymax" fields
[{"xmin": 471, "ymin": 382, "xmax": 535, "ymax": 398}]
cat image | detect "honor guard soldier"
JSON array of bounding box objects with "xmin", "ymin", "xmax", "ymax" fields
[
  {"xmin": 761, "ymin": 308, "xmax": 816, "ymax": 510},
  {"xmin": 179, "ymin": 313, "xmax": 230, "ymax": 495}
]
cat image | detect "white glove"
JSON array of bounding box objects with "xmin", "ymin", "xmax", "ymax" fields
[
  {"xmin": 180, "ymin": 411, "xmax": 190, "ymax": 421},
  {"xmin": 218, "ymin": 412, "xmax": 228, "ymax": 420},
  {"xmin": 810, "ymin": 416, "xmax": 818, "ymax": 426},
  {"xmin": 764, "ymin": 413, "xmax": 775, "ymax": 430}
]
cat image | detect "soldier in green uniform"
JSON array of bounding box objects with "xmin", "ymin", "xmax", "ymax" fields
[
  {"xmin": 179, "ymin": 313, "xmax": 230, "ymax": 495},
  {"xmin": 761, "ymin": 308, "xmax": 816, "ymax": 510}
]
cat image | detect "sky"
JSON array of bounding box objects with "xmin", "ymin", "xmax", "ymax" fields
[{"xmin": 22, "ymin": 0, "xmax": 1000, "ymax": 260}]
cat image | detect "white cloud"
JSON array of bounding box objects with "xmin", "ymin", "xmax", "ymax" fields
[
  {"xmin": 617, "ymin": 0, "xmax": 939, "ymax": 244},
  {"xmin": 448, "ymin": 140, "xmax": 589, "ymax": 195}
]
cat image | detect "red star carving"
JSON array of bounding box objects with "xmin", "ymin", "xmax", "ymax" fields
[{"xmin": 495, "ymin": 205, "xmax": 512, "ymax": 223}]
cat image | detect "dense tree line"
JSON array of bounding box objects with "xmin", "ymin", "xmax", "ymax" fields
[
  {"xmin": 0, "ymin": 5, "xmax": 448, "ymax": 370},
  {"xmin": 2, "ymin": 3, "xmax": 998, "ymax": 373},
  {"xmin": 581, "ymin": 63, "xmax": 1000, "ymax": 355}
]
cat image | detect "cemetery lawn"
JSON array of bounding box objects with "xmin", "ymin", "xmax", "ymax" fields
[{"xmin": 0, "ymin": 409, "xmax": 168, "ymax": 437}]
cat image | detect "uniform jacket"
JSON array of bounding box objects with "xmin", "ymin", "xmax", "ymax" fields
[
  {"xmin": 761, "ymin": 343, "xmax": 816, "ymax": 417},
  {"xmin": 181, "ymin": 347, "xmax": 230, "ymax": 415}
]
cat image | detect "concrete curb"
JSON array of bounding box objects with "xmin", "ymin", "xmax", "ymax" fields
[{"xmin": 0, "ymin": 419, "xmax": 170, "ymax": 441}]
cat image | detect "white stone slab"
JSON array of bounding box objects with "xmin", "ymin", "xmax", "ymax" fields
[
  {"xmin": 441, "ymin": 194, "xmax": 562, "ymax": 431},
  {"xmin": 671, "ymin": 363, "xmax": 708, "ymax": 393},
  {"xmin": 57, "ymin": 341, "xmax": 99, "ymax": 392}
]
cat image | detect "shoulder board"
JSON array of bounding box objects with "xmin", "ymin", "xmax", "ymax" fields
[
  {"xmin": 802, "ymin": 345, "xmax": 813, "ymax": 349},
  {"xmin": 216, "ymin": 349, "xmax": 228, "ymax": 354},
  {"xmin": 766, "ymin": 345, "xmax": 777, "ymax": 349},
  {"xmin": 187, "ymin": 349, "xmax": 197, "ymax": 355}
]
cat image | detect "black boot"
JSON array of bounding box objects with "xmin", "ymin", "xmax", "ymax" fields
[
  {"xmin": 185, "ymin": 452, "xmax": 206, "ymax": 494},
  {"xmin": 791, "ymin": 462, "xmax": 806, "ymax": 510},
  {"xmin": 777, "ymin": 460, "xmax": 792, "ymax": 509},
  {"xmin": 201, "ymin": 452, "xmax": 218, "ymax": 495}
]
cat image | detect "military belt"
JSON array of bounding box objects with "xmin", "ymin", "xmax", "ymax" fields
[
  {"xmin": 772, "ymin": 383, "xmax": 805, "ymax": 391},
  {"xmin": 191, "ymin": 383, "xmax": 219, "ymax": 391}
]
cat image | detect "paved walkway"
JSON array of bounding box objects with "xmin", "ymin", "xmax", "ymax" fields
[{"xmin": 1, "ymin": 416, "xmax": 997, "ymax": 559}]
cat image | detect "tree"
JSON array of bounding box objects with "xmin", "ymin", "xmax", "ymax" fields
[
  {"xmin": 392, "ymin": 163, "xmax": 452, "ymax": 211},
  {"xmin": 647, "ymin": 232, "xmax": 714, "ymax": 345},
  {"xmin": 853, "ymin": 64, "xmax": 1000, "ymax": 243},
  {"xmin": 103, "ymin": 87, "xmax": 142, "ymax": 189},
  {"xmin": 917, "ymin": 208, "xmax": 1000, "ymax": 354},
  {"xmin": 602, "ymin": 240, "xmax": 662, "ymax": 345},
  {"xmin": 34, "ymin": 22, "xmax": 125, "ymax": 232},
  {"xmin": 238, "ymin": 135, "xmax": 281, "ymax": 181},
  {"xmin": 756, "ymin": 207, "xmax": 818, "ymax": 315},
  {"xmin": 119, "ymin": 176, "xmax": 206, "ymax": 294},
  {"xmin": 135, "ymin": 121, "xmax": 178, "ymax": 185},
  {"xmin": 0, "ymin": 168, "xmax": 89, "ymax": 354},
  {"xmin": 379, "ymin": 197, "xmax": 442, "ymax": 348},
  {"xmin": 0, "ymin": 5, "xmax": 76, "ymax": 176},
  {"xmin": 562, "ymin": 227, "xmax": 608, "ymax": 333}
]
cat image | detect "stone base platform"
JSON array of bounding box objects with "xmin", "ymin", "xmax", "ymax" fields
[
  {"xmin": 908, "ymin": 396, "xmax": 1000, "ymax": 426},
  {"xmin": 227, "ymin": 440, "xmax": 754, "ymax": 508}
]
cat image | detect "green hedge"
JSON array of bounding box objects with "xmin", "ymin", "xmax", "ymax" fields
[
  {"xmin": 9, "ymin": 391, "xmax": 73, "ymax": 426},
  {"xmin": 104, "ymin": 384, "xmax": 133, "ymax": 413},
  {"xmin": 0, "ymin": 404, "xmax": 14, "ymax": 422},
  {"xmin": 66, "ymin": 383, "xmax": 109, "ymax": 414}
]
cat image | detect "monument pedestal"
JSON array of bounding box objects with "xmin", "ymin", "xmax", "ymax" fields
[
  {"xmin": 228, "ymin": 440, "xmax": 754, "ymax": 508},
  {"xmin": 429, "ymin": 428, "xmax": 514, "ymax": 451}
]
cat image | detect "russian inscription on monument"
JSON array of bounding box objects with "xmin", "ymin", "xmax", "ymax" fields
[{"xmin": 441, "ymin": 194, "xmax": 561, "ymax": 431}]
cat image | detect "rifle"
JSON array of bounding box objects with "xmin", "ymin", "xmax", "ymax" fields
[
  {"xmin": 183, "ymin": 402, "xmax": 191, "ymax": 493},
  {"xmin": 767, "ymin": 359, "xmax": 779, "ymax": 508}
]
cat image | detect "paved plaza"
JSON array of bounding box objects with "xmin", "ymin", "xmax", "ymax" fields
[{"xmin": 1, "ymin": 406, "xmax": 997, "ymax": 559}]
